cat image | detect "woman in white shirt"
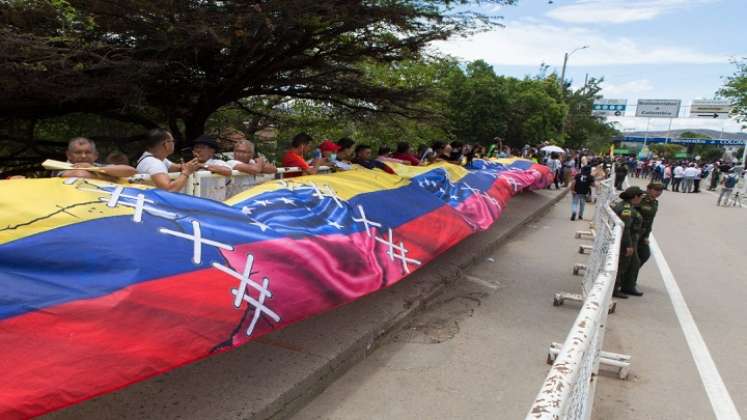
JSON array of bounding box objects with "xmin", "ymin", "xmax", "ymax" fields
[{"xmin": 136, "ymin": 129, "xmax": 201, "ymax": 192}]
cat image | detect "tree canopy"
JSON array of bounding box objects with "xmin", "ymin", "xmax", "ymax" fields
[
  {"xmin": 719, "ymin": 59, "xmax": 747, "ymax": 125},
  {"xmin": 1, "ymin": 0, "xmax": 514, "ymax": 141}
]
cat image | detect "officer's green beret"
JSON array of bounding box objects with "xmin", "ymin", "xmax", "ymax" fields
[
  {"xmin": 619, "ymin": 186, "xmax": 644, "ymax": 200},
  {"xmin": 647, "ymin": 182, "xmax": 664, "ymax": 191}
]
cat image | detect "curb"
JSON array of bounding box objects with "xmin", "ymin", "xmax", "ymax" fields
[{"xmin": 265, "ymin": 189, "xmax": 569, "ymax": 420}]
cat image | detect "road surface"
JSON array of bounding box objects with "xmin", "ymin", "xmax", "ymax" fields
[{"xmin": 292, "ymin": 184, "xmax": 746, "ymax": 420}]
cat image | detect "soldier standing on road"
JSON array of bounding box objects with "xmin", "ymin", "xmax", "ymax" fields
[
  {"xmin": 627, "ymin": 182, "xmax": 664, "ymax": 296},
  {"xmin": 612, "ymin": 186, "xmax": 644, "ymax": 299}
]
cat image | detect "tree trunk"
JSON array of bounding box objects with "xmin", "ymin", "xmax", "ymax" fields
[{"xmin": 184, "ymin": 114, "xmax": 209, "ymax": 144}]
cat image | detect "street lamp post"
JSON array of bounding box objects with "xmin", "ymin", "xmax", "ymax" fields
[
  {"xmin": 559, "ymin": 46, "xmax": 589, "ymax": 138},
  {"xmin": 559, "ymin": 45, "xmax": 589, "ymax": 90}
]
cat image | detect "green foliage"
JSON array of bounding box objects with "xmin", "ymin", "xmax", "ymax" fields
[
  {"xmin": 563, "ymin": 77, "xmax": 619, "ymax": 152},
  {"xmin": 692, "ymin": 145, "xmax": 725, "ymax": 162},
  {"xmin": 679, "ymin": 131, "xmax": 711, "ymax": 139},
  {"xmin": 650, "ymin": 144, "xmax": 685, "ymax": 159},
  {"xmin": 719, "ymin": 59, "xmax": 747, "ymax": 125}
]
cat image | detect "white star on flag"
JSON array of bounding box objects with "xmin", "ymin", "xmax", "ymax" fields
[
  {"xmin": 327, "ymin": 220, "xmax": 344, "ymax": 230},
  {"xmin": 250, "ymin": 219, "xmax": 271, "ymax": 232}
]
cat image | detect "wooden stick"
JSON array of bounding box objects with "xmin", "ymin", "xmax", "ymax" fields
[{"xmin": 42, "ymin": 159, "xmax": 108, "ymax": 173}]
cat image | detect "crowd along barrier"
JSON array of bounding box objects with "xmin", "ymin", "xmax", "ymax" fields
[{"xmin": 527, "ymin": 180, "xmax": 632, "ymax": 420}]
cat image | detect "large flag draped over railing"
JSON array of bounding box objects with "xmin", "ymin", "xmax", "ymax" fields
[{"xmin": 0, "ymin": 158, "xmax": 551, "ymax": 419}]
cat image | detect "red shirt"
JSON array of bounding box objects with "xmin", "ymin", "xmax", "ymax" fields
[
  {"xmin": 391, "ymin": 152, "xmax": 420, "ymax": 166},
  {"xmin": 281, "ymin": 150, "xmax": 309, "ymax": 178}
]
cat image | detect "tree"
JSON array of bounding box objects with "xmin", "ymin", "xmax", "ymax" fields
[
  {"xmin": 1, "ymin": 0, "xmax": 516, "ymax": 146},
  {"xmin": 563, "ymin": 77, "xmax": 619, "ymax": 151},
  {"xmin": 719, "ymin": 59, "xmax": 747, "ymax": 126},
  {"xmin": 650, "ymin": 144, "xmax": 685, "ymax": 159}
]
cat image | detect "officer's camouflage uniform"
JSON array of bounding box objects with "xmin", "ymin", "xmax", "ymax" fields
[
  {"xmin": 612, "ymin": 199, "xmax": 643, "ymax": 292},
  {"xmin": 636, "ymin": 193, "xmax": 659, "ymax": 266}
]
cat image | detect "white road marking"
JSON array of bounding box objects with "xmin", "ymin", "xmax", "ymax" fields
[{"xmin": 650, "ymin": 235, "xmax": 742, "ymax": 420}]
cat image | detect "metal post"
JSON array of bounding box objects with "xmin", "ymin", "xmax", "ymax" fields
[{"xmin": 560, "ymin": 52, "xmax": 569, "ymax": 89}]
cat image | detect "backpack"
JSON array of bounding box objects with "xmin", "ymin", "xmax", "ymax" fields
[
  {"xmin": 574, "ymin": 174, "xmax": 593, "ymax": 194},
  {"xmin": 725, "ymin": 175, "xmax": 738, "ymax": 188}
]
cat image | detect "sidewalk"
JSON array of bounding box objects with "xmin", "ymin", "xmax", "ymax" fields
[{"xmin": 43, "ymin": 188, "xmax": 566, "ymax": 420}]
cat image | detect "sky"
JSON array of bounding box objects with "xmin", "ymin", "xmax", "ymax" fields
[{"xmin": 434, "ymin": 0, "xmax": 747, "ymax": 134}]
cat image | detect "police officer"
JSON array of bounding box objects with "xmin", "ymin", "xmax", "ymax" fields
[
  {"xmin": 628, "ymin": 182, "xmax": 664, "ymax": 296},
  {"xmin": 612, "ymin": 186, "xmax": 644, "ymax": 299}
]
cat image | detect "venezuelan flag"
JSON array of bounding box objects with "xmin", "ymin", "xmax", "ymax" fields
[{"xmin": 0, "ymin": 158, "xmax": 551, "ymax": 418}]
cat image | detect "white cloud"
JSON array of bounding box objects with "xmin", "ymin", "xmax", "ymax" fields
[
  {"xmin": 433, "ymin": 21, "xmax": 728, "ymax": 66},
  {"xmin": 602, "ymin": 79, "xmax": 654, "ymax": 97},
  {"xmin": 547, "ymin": 0, "xmax": 716, "ymax": 24}
]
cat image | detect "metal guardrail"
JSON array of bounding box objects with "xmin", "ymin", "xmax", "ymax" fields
[
  {"xmin": 527, "ymin": 175, "xmax": 631, "ymax": 420},
  {"xmin": 128, "ymin": 166, "xmax": 331, "ymax": 201},
  {"xmin": 555, "ymin": 173, "xmax": 617, "ymax": 307}
]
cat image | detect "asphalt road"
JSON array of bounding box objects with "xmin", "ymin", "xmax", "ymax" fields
[{"xmin": 292, "ymin": 183, "xmax": 746, "ymax": 420}]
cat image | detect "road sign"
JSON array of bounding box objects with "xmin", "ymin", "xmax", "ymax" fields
[
  {"xmin": 592, "ymin": 99, "xmax": 627, "ymax": 117},
  {"xmin": 635, "ymin": 99, "xmax": 681, "ymax": 118},
  {"xmin": 689, "ymin": 100, "xmax": 732, "ymax": 119}
]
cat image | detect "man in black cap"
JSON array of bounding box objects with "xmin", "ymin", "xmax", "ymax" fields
[
  {"xmin": 626, "ymin": 182, "xmax": 664, "ymax": 296},
  {"xmin": 612, "ymin": 186, "xmax": 644, "ymax": 298},
  {"xmin": 193, "ymin": 134, "xmax": 232, "ymax": 177}
]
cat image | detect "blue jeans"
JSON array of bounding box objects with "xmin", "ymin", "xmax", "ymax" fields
[{"xmin": 571, "ymin": 193, "xmax": 587, "ymax": 217}]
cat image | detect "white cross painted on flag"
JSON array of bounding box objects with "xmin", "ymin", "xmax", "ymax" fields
[
  {"xmin": 374, "ymin": 228, "xmax": 422, "ymax": 274},
  {"xmin": 461, "ymin": 182, "xmax": 480, "ymax": 195},
  {"xmin": 352, "ymin": 204, "xmax": 382, "ymax": 237},
  {"xmin": 505, "ymin": 176, "xmax": 521, "ymax": 193},
  {"xmin": 82, "ymin": 186, "xmax": 176, "ymax": 222},
  {"xmin": 481, "ymin": 192, "xmax": 500, "ymax": 209},
  {"xmin": 309, "ymin": 182, "xmax": 344, "ymax": 208},
  {"xmin": 212, "ymin": 254, "xmax": 280, "ymax": 337},
  {"xmin": 160, "ymin": 220, "xmax": 234, "ymax": 265}
]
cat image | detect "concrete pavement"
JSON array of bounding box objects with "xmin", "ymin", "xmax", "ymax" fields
[{"xmin": 293, "ymin": 184, "xmax": 746, "ymax": 420}]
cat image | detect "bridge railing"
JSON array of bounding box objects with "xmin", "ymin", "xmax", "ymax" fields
[
  {"xmin": 527, "ymin": 177, "xmax": 631, "ymax": 420},
  {"xmin": 555, "ymin": 172, "xmax": 617, "ymax": 307},
  {"xmin": 128, "ymin": 166, "xmax": 331, "ymax": 201}
]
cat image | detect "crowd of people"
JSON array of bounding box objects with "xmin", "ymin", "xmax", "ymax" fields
[
  {"xmin": 539, "ymin": 148, "xmax": 745, "ymax": 299},
  {"xmin": 612, "ymin": 156, "xmax": 746, "ymax": 206},
  {"xmin": 46, "ymin": 132, "xmax": 537, "ymax": 190},
  {"xmin": 36, "ymin": 131, "xmax": 747, "ymax": 213}
]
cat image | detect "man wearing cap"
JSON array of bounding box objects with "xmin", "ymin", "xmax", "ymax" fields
[
  {"xmin": 612, "ymin": 186, "xmax": 644, "ymax": 299},
  {"xmin": 627, "ymin": 182, "xmax": 664, "ymax": 296},
  {"xmin": 319, "ymin": 139, "xmax": 352, "ymax": 171},
  {"xmin": 192, "ymin": 135, "xmax": 233, "ymax": 177}
]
